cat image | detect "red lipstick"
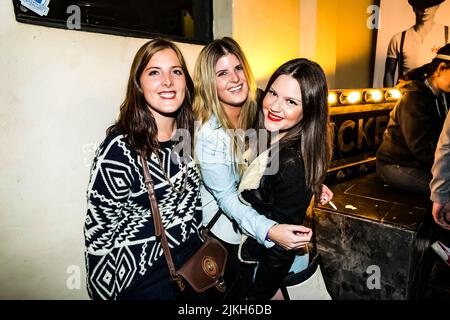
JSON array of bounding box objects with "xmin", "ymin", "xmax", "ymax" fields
[{"xmin": 267, "ymin": 112, "xmax": 283, "ymax": 122}]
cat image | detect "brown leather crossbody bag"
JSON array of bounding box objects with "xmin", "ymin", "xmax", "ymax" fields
[{"xmin": 140, "ymin": 153, "xmax": 228, "ymax": 296}]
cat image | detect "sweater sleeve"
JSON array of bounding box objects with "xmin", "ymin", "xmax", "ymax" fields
[
  {"xmin": 84, "ymin": 136, "xmax": 133, "ymax": 300},
  {"xmin": 431, "ymin": 113, "xmax": 450, "ymax": 204}
]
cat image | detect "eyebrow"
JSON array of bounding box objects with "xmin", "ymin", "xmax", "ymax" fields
[
  {"xmin": 215, "ymin": 64, "xmax": 242, "ymax": 75},
  {"xmin": 270, "ymin": 87, "xmax": 302, "ymax": 102},
  {"xmin": 287, "ymin": 96, "xmax": 302, "ymax": 103},
  {"xmin": 144, "ymin": 65, "xmax": 182, "ymax": 72}
]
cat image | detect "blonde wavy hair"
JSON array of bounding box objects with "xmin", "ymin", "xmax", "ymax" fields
[{"xmin": 193, "ymin": 37, "xmax": 258, "ymax": 175}]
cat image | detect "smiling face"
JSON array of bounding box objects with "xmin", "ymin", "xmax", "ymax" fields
[
  {"xmin": 139, "ymin": 48, "xmax": 186, "ymax": 117},
  {"xmin": 215, "ymin": 53, "xmax": 249, "ymax": 108},
  {"xmin": 263, "ymin": 74, "xmax": 304, "ymax": 136}
]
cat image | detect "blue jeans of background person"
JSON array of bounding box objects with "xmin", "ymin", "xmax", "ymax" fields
[{"xmin": 376, "ymin": 159, "xmax": 431, "ymax": 194}]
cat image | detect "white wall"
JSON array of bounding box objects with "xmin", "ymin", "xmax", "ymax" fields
[
  {"xmin": 213, "ymin": 0, "xmax": 233, "ymax": 38},
  {"xmin": 0, "ymin": 1, "xmax": 203, "ymax": 299}
]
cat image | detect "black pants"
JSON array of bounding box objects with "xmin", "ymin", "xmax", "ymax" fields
[
  {"xmin": 209, "ymin": 233, "xmax": 255, "ymax": 300},
  {"xmin": 376, "ymin": 159, "xmax": 431, "ymax": 194},
  {"xmin": 117, "ymin": 263, "xmax": 176, "ymax": 300}
]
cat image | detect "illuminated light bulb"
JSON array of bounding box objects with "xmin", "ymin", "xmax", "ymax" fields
[
  {"xmin": 328, "ymin": 92, "xmax": 338, "ymax": 105},
  {"xmin": 364, "ymin": 90, "xmax": 383, "ymax": 103},
  {"xmin": 338, "ymin": 91, "xmax": 362, "ymax": 105},
  {"xmin": 385, "ymin": 89, "xmax": 402, "ymax": 101},
  {"xmin": 391, "ymin": 89, "xmax": 401, "ymax": 99}
]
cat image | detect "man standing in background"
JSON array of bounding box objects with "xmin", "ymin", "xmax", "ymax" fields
[{"xmin": 383, "ymin": 0, "xmax": 448, "ymax": 87}]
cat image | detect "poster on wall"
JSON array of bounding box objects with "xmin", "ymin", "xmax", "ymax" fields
[{"xmin": 373, "ymin": 0, "xmax": 450, "ymax": 88}]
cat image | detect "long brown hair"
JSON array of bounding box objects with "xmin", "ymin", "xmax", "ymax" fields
[
  {"xmin": 107, "ymin": 38, "xmax": 195, "ymax": 155},
  {"xmin": 263, "ymin": 58, "xmax": 333, "ymax": 197}
]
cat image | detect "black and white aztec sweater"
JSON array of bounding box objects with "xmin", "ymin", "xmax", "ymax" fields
[{"xmin": 84, "ymin": 132, "xmax": 203, "ymax": 300}]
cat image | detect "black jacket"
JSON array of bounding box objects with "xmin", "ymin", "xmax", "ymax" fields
[
  {"xmin": 240, "ymin": 145, "xmax": 312, "ymax": 300},
  {"xmin": 377, "ymin": 80, "xmax": 448, "ymax": 169}
]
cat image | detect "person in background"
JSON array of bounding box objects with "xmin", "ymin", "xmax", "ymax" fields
[
  {"xmin": 377, "ymin": 44, "xmax": 450, "ymax": 194},
  {"xmin": 84, "ymin": 39, "xmax": 203, "ymax": 299},
  {"xmin": 193, "ymin": 37, "xmax": 333, "ymax": 299},
  {"xmin": 239, "ymin": 58, "xmax": 333, "ymax": 300},
  {"xmin": 384, "ymin": 0, "xmax": 448, "ymax": 87},
  {"xmin": 430, "ymin": 106, "xmax": 450, "ymax": 266},
  {"xmin": 431, "ymin": 112, "xmax": 450, "ymax": 231}
]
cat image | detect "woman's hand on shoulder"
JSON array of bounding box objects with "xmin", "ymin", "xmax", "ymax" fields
[{"xmin": 268, "ymin": 224, "xmax": 312, "ymax": 250}]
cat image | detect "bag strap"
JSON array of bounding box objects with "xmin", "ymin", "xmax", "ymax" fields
[
  {"xmin": 205, "ymin": 209, "xmax": 223, "ymax": 231},
  {"xmin": 140, "ymin": 152, "xmax": 185, "ymax": 291}
]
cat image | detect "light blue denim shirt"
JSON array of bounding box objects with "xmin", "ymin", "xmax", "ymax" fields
[{"xmin": 195, "ymin": 115, "xmax": 276, "ymax": 247}]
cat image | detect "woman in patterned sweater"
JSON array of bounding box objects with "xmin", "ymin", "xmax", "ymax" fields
[{"xmin": 84, "ymin": 39, "xmax": 203, "ymax": 299}]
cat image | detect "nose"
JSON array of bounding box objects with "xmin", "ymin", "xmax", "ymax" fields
[
  {"xmin": 162, "ymin": 73, "xmax": 173, "ymax": 87},
  {"xmin": 230, "ymin": 70, "xmax": 240, "ymax": 83},
  {"xmin": 269, "ymin": 97, "xmax": 282, "ymax": 113}
]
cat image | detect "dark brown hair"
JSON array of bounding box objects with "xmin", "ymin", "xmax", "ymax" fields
[{"xmin": 263, "ymin": 58, "xmax": 333, "ymax": 197}]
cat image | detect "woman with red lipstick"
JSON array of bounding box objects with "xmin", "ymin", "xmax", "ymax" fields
[
  {"xmin": 84, "ymin": 39, "xmax": 203, "ymax": 299},
  {"xmin": 238, "ymin": 58, "xmax": 333, "ymax": 300},
  {"xmin": 193, "ymin": 38, "xmax": 328, "ymax": 299}
]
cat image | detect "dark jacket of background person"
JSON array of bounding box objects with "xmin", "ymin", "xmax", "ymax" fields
[
  {"xmin": 377, "ymin": 80, "xmax": 447, "ymax": 169},
  {"xmin": 240, "ymin": 143, "xmax": 312, "ymax": 300}
]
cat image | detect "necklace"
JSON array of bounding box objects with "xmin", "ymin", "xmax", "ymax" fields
[{"xmin": 154, "ymin": 148, "xmax": 188, "ymax": 195}]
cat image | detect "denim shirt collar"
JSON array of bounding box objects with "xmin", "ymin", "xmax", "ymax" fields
[{"xmin": 207, "ymin": 114, "xmax": 222, "ymax": 130}]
